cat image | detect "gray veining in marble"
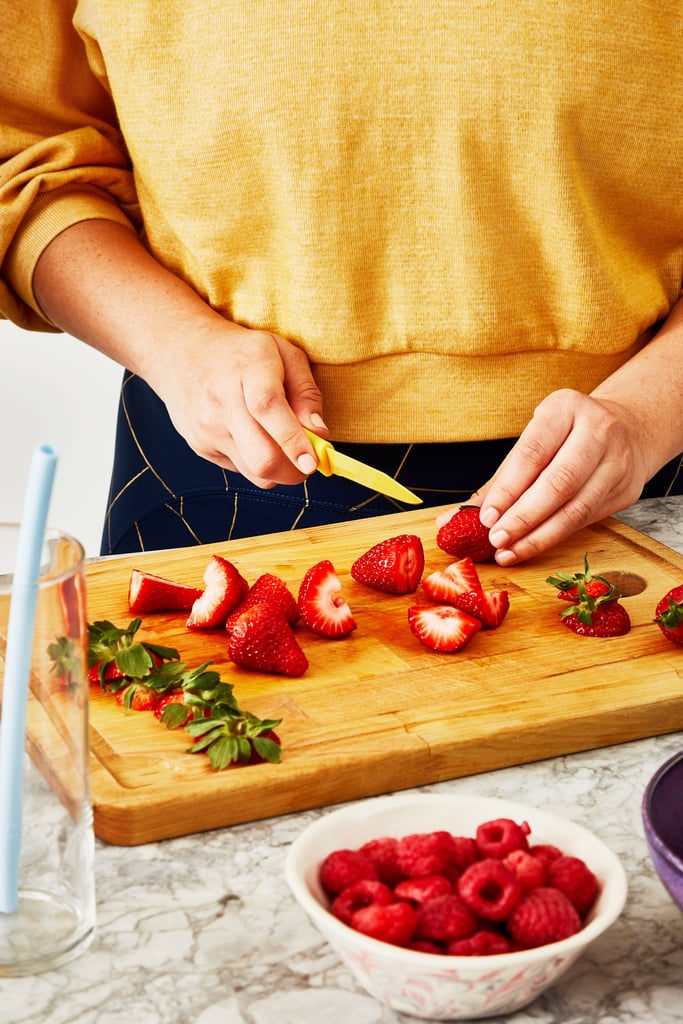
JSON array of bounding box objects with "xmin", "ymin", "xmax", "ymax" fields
[{"xmin": 2, "ymin": 497, "xmax": 683, "ymax": 1024}]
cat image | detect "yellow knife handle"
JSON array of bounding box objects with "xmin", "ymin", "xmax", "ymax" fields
[{"xmin": 303, "ymin": 428, "xmax": 334, "ymax": 476}]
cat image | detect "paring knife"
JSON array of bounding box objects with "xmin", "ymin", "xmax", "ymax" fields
[{"xmin": 304, "ymin": 429, "xmax": 422, "ymax": 505}]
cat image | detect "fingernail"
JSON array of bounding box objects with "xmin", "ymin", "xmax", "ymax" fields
[
  {"xmin": 310, "ymin": 412, "xmax": 328, "ymax": 430},
  {"xmin": 495, "ymin": 548, "xmax": 517, "ymax": 566},
  {"xmin": 298, "ymin": 453, "xmax": 317, "ymax": 475},
  {"xmin": 489, "ymin": 528, "xmax": 509, "ymax": 548},
  {"xmin": 479, "ymin": 507, "xmax": 499, "ymax": 529}
]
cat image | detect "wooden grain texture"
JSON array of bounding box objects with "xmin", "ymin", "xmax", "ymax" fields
[{"xmin": 72, "ymin": 509, "xmax": 683, "ymax": 843}]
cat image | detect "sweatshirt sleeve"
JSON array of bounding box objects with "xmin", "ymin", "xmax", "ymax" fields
[{"xmin": 0, "ymin": 0, "xmax": 141, "ymax": 330}]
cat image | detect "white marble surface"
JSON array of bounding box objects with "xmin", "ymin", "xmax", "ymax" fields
[{"xmin": 2, "ymin": 498, "xmax": 683, "ymax": 1024}]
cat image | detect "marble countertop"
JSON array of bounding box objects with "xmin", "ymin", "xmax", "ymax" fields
[{"xmin": 3, "ymin": 498, "xmax": 683, "ymax": 1024}]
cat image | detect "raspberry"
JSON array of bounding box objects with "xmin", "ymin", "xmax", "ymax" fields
[
  {"xmin": 447, "ymin": 930, "xmax": 512, "ymax": 956},
  {"xmin": 547, "ymin": 855, "xmax": 598, "ymax": 915},
  {"xmin": 529, "ymin": 843, "xmax": 563, "ymax": 869},
  {"xmin": 504, "ymin": 849, "xmax": 547, "ymax": 892},
  {"xmin": 396, "ymin": 831, "xmax": 458, "ymax": 878},
  {"xmin": 319, "ymin": 848, "xmax": 378, "ymax": 896},
  {"xmin": 394, "ymin": 874, "xmax": 452, "ymax": 905},
  {"xmin": 475, "ymin": 818, "xmax": 530, "ymax": 858},
  {"xmin": 507, "ymin": 887, "xmax": 582, "ymax": 948},
  {"xmin": 352, "ymin": 900, "xmax": 418, "ymax": 946},
  {"xmin": 330, "ymin": 879, "xmax": 394, "ymax": 925},
  {"xmin": 359, "ymin": 836, "xmax": 404, "ymax": 886},
  {"xmin": 415, "ymin": 893, "xmax": 478, "ymax": 943},
  {"xmin": 458, "ymin": 858, "xmax": 522, "ymax": 921},
  {"xmin": 408, "ymin": 938, "xmax": 444, "ymax": 954},
  {"xmin": 451, "ymin": 835, "xmax": 479, "ymax": 872}
]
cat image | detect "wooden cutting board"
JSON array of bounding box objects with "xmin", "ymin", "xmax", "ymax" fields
[{"xmin": 65, "ymin": 509, "xmax": 683, "ymax": 843}]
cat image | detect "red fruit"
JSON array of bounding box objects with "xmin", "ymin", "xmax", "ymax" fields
[
  {"xmin": 546, "ymin": 554, "xmax": 613, "ymax": 603},
  {"xmin": 415, "ymin": 893, "xmax": 478, "ymax": 943},
  {"xmin": 351, "ymin": 901, "xmax": 418, "ymax": 946},
  {"xmin": 320, "ymin": 848, "xmax": 379, "ymax": 896},
  {"xmin": 115, "ymin": 683, "xmax": 161, "ymax": 712},
  {"xmin": 457, "ymin": 858, "xmax": 523, "ymax": 921},
  {"xmin": 186, "ymin": 555, "xmax": 248, "ymax": 629},
  {"xmin": 225, "ymin": 573, "xmax": 298, "ymax": 634},
  {"xmin": 330, "ymin": 879, "xmax": 394, "ymax": 925},
  {"xmin": 408, "ymin": 939, "xmax": 444, "ymax": 954},
  {"xmin": 422, "ymin": 557, "xmax": 483, "ymax": 603},
  {"xmin": 153, "ymin": 691, "xmax": 190, "ymax": 721},
  {"xmin": 350, "ymin": 534, "xmax": 425, "ymax": 595},
  {"xmin": 654, "ymin": 584, "xmax": 683, "ymax": 646},
  {"xmin": 87, "ymin": 659, "xmax": 125, "ymax": 687},
  {"xmin": 504, "ymin": 849, "xmax": 547, "ymax": 892},
  {"xmin": 408, "ymin": 604, "xmax": 482, "ymax": 652},
  {"xmin": 228, "ymin": 603, "xmax": 308, "ymax": 677},
  {"xmin": 359, "ymin": 837, "xmax": 404, "ymax": 886},
  {"xmin": 396, "ymin": 831, "xmax": 458, "ymax": 878},
  {"xmin": 128, "ymin": 569, "xmax": 203, "ymax": 613},
  {"xmin": 451, "ymin": 836, "xmax": 480, "ymax": 873},
  {"xmin": 475, "ymin": 818, "xmax": 531, "ymax": 858},
  {"xmin": 506, "ymin": 887, "xmax": 582, "ymax": 948},
  {"xmin": 394, "ymin": 875, "xmax": 453, "ymax": 905},
  {"xmin": 436, "ymin": 506, "xmax": 496, "ymax": 563},
  {"xmin": 561, "ymin": 597, "xmax": 631, "ymax": 637},
  {"xmin": 529, "ymin": 843, "xmax": 563, "ymax": 869},
  {"xmin": 447, "ymin": 930, "xmax": 512, "ymax": 956},
  {"xmin": 546, "ymin": 855, "xmax": 598, "ymax": 915},
  {"xmin": 450, "ymin": 588, "xmax": 510, "ymax": 629},
  {"xmin": 298, "ymin": 560, "xmax": 357, "ymax": 638}
]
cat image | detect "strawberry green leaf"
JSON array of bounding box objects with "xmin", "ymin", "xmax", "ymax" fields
[{"xmin": 251, "ymin": 735, "xmax": 281, "ymax": 763}]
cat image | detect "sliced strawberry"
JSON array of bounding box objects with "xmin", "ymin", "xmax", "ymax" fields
[
  {"xmin": 408, "ymin": 604, "xmax": 482, "ymax": 652},
  {"xmin": 450, "ymin": 588, "xmax": 510, "ymax": 628},
  {"xmin": 350, "ymin": 534, "xmax": 425, "ymax": 595},
  {"xmin": 225, "ymin": 572, "xmax": 298, "ymax": 634},
  {"xmin": 186, "ymin": 555, "xmax": 248, "ymax": 629},
  {"xmin": 129, "ymin": 569, "xmax": 203, "ymax": 613},
  {"xmin": 228, "ymin": 602, "xmax": 309, "ymax": 676},
  {"xmin": 298, "ymin": 560, "xmax": 357, "ymax": 638},
  {"xmin": 422, "ymin": 557, "xmax": 483, "ymax": 602},
  {"xmin": 115, "ymin": 683, "xmax": 162, "ymax": 712}
]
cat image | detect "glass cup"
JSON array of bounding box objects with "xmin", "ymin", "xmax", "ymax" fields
[{"xmin": 0, "ymin": 524, "xmax": 95, "ymax": 975}]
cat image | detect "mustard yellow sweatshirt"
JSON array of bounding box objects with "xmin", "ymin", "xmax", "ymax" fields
[{"xmin": 2, "ymin": 1, "xmax": 683, "ymax": 443}]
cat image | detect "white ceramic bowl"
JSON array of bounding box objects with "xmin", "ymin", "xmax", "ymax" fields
[{"xmin": 285, "ymin": 793, "xmax": 627, "ymax": 1021}]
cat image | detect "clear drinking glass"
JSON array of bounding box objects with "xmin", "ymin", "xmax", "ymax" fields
[{"xmin": 0, "ymin": 524, "xmax": 95, "ymax": 975}]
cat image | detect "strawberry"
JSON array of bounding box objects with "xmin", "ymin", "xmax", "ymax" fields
[
  {"xmin": 298, "ymin": 560, "xmax": 357, "ymax": 638},
  {"xmin": 407, "ymin": 604, "xmax": 482, "ymax": 652},
  {"xmin": 436, "ymin": 505, "xmax": 496, "ymax": 562},
  {"xmin": 115, "ymin": 683, "xmax": 162, "ymax": 712},
  {"xmin": 448, "ymin": 588, "xmax": 510, "ymax": 628},
  {"xmin": 350, "ymin": 534, "xmax": 425, "ymax": 595},
  {"xmin": 422, "ymin": 557, "xmax": 483, "ymax": 603},
  {"xmin": 654, "ymin": 584, "xmax": 683, "ymax": 646},
  {"xmin": 228, "ymin": 602, "xmax": 309, "ymax": 676},
  {"xmin": 128, "ymin": 569, "xmax": 204, "ymax": 613},
  {"xmin": 558, "ymin": 579, "xmax": 631, "ymax": 637},
  {"xmin": 546, "ymin": 553, "xmax": 613, "ymax": 602},
  {"xmin": 87, "ymin": 618, "xmax": 178, "ymax": 691},
  {"xmin": 225, "ymin": 572, "xmax": 298, "ymax": 633},
  {"xmin": 186, "ymin": 555, "xmax": 248, "ymax": 629}
]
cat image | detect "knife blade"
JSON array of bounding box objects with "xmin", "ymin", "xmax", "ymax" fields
[{"xmin": 304, "ymin": 429, "xmax": 422, "ymax": 505}]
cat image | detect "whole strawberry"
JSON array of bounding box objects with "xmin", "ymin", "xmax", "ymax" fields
[
  {"xmin": 228, "ymin": 602, "xmax": 308, "ymax": 676},
  {"xmin": 436, "ymin": 506, "xmax": 495, "ymax": 563},
  {"xmin": 654, "ymin": 584, "xmax": 683, "ymax": 646},
  {"xmin": 557, "ymin": 579, "xmax": 630, "ymax": 638},
  {"xmin": 546, "ymin": 553, "xmax": 613, "ymax": 603}
]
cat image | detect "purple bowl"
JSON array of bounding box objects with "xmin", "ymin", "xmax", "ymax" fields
[{"xmin": 642, "ymin": 749, "xmax": 683, "ymax": 912}]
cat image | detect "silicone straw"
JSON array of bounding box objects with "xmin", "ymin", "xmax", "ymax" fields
[{"xmin": 0, "ymin": 444, "xmax": 58, "ymax": 913}]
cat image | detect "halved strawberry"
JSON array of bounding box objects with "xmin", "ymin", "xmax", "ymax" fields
[
  {"xmin": 129, "ymin": 569, "xmax": 203, "ymax": 613},
  {"xmin": 407, "ymin": 604, "xmax": 482, "ymax": 652},
  {"xmin": 225, "ymin": 572, "xmax": 299, "ymax": 634},
  {"xmin": 422, "ymin": 557, "xmax": 483, "ymax": 602},
  {"xmin": 298, "ymin": 560, "xmax": 357, "ymax": 638},
  {"xmin": 450, "ymin": 588, "xmax": 510, "ymax": 628},
  {"xmin": 228, "ymin": 602, "xmax": 309, "ymax": 676},
  {"xmin": 186, "ymin": 555, "xmax": 248, "ymax": 629},
  {"xmin": 350, "ymin": 534, "xmax": 425, "ymax": 595}
]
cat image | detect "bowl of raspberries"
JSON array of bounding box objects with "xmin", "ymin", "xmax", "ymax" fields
[{"xmin": 285, "ymin": 793, "xmax": 627, "ymax": 1020}]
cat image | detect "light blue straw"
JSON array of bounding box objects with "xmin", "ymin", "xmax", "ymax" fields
[{"xmin": 0, "ymin": 444, "xmax": 58, "ymax": 913}]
